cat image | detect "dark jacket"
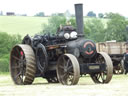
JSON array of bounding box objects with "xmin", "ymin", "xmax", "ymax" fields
[{"xmin": 124, "ymin": 53, "xmax": 128, "ymax": 70}]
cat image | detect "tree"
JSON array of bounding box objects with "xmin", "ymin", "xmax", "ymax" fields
[
  {"xmin": 84, "ymin": 18, "xmax": 105, "ymax": 42},
  {"xmin": 35, "ymin": 12, "xmax": 45, "ymax": 17},
  {"xmin": 0, "ymin": 32, "xmax": 21, "ymax": 72},
  {"xmin": 98, "ymin": 13, "xmax": 104, "ymax": 18},
  {"xmin": 87, "ymin": 11, "xmax": 96, "ymax": 17},
  {"xmin": 40, "ymin": 15, "xmax": 78, "ymax": 34},
  {"xmin": 104, "ymin": 13, "xmax": 128, "ymax": 41},
  {"xmin": 40, "ymin": 15, "xmax": 106, "ymax": 42},
  {"xmin": 40, "ymin": 16, "xmax": 66, "ymax": 34}
]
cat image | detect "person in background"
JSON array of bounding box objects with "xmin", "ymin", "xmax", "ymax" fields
[{"xmin": 124, "ymin": 48, "xmax": 128, "ymax": 74}]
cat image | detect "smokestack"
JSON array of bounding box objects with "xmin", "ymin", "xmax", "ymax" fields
[{"xmin": 75, "ymin": 4, "xmax": 84, "ymax": 36}]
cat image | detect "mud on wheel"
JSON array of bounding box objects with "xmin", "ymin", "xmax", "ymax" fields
[
  {"xmin": 90, "ymin": 52, "xmax": 113, "ymax": 83},
  {"xmin": 56, "ymin": 54, "xmax": 80, "ymax": 85},
  {"xmin": 10, "ymin": 44, "xmax": 36, "ymax": 85}
]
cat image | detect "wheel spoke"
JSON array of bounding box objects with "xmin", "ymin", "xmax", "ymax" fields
[
  {"xmin": 15, "ymin": 47, "xmax": 20, "ymax": 53},
  {"xmin": 15, "ymin": 71, "xmax": 22, "ymax": 80},
  {"xmin": 101, "ymin": 72, "xmax": 105, "ymax": 81},
  {"xmin": 19, "ymin": 75, "xmax": 23, "ymax": 84},
  {"xmin": 66, "ymin": 59, "xmax": 70, "ymax": 68},
  {"xmin": 67, "ymin": 65, "xmax": 73, "ymax": 73},
  {"xmin": 62, "ymin": 57, "xmax": 65, "ymax": 64},
  {"xmin": 97, "ymin": 74, "xmax": 101, "ymax": 80},
  {"xmin": 12, "ymin": 55, "xmax": 20, "ymax": 61},
  {"xmin": 61, "ymin": 73, "xmax": 68, "ymax": 80},
  {"xmin": 11, "ymin": 65, "xmax": 20, "ymax": 69},
  {"xmin": 69, "ymin": 72, "xmax": 74, "ymax": 75},
  {"xmin": 59, "ymin": 64, "xmax": 64, "ymax": 69}
]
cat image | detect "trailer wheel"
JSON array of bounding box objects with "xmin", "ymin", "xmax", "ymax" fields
[
  {"xmin": 56, "ymin": 54, "xmax": 80, "ymax": 85},
  {"xmin": 113, "ymin": 61, "xmax": 124, "ymax": 74},
  {"xmin": 10, "ymin": 44, "xmax": 36, "ymax": 85},
  {"xmin": 90, "ymin": 52, "xmax": 113, "ymax": 83}
]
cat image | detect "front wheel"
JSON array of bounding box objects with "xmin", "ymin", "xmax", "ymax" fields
[
  {"xmin": 56, "ymin": 54, "xmax": 80, "ymax": 85},
  {"xmin": 90, "ymin": 52, "xmax": 113, "ymax": 83}
]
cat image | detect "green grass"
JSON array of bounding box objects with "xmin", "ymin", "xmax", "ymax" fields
[
  {"xmin": 0, "ymin": 74, "xmax": 128, "ymax": 96},
  {"xmin": 0, "ymin": 16, "xmax": 109, "ymax": 38},
  {"xmin": 0, "ymin": 16, "xmax": 49, "ymax": 37},
  {"xmin": 0, "ymin": 73, "xmax": 127, "ymax": 85}
]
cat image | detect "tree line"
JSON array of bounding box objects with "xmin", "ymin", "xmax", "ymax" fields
[
  {"xmin": 41, "ymin": 12, "xmax": 128, "ymax": 42},
  {"xmin": 0, "ymin": 33, "xmax": 21, "ymax": 72}
]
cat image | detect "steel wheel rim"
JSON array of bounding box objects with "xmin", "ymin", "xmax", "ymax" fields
[
  {"xmin": 10, "ymin": 46, "xmax": 26, "ymax": 84},
  {"xmin": 57, "ymin": 54, "xmax": 80, "ymax": 85},
  {"xmin": 91, "ymin": 52, "xmax": 113, "ymax": 83},
  {"xmin": 10, "ymin": 44, "xmax": 36, "ymax": 85}
]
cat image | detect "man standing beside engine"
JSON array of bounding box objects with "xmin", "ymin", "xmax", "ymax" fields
[{"xmin": 124, "ymin": 48, "xmax": 128, "ymax": 74}]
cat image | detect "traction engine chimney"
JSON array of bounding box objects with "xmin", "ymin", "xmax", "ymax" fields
[{"xmin": 75, "ymin": 4, "xmax": 84, "ymax": 36}]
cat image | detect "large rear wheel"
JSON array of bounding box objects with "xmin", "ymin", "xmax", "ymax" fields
[
  {"xmin": 10, "ymin": 44, "xmax": 36, "ymax": 85},
  {"xmin": 56, "ymin": 54, "xmax": 80, "ymax": 85},
  {"xmin": 90, "ymin": 52, "xmax": 113, "ymax": 83}
]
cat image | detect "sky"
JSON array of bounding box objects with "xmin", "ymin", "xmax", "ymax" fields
[{"xmin": 0, "ymin": 0, "xmax": 128, "ymax": 17}]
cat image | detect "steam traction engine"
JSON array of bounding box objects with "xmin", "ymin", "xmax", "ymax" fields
[{"xmin": 10, "ymin": 4, "xmax": 113, "ymax": 85}]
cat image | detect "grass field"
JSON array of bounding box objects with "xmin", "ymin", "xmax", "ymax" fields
[
  {"xmin": 0, "ymin": 16, "xmax": 48, "ymax": 37},
  {"xmin": 0, "ymin": 74, "xmax": 128, "ymax": 96},
  {"xmin": 0, "ymin": 16, "xmax": 108, "ymax": 38}
]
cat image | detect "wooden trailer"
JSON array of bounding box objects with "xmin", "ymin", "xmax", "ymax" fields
[{"xmin": 96, "ymin": 41, "xmax": 128, "ymax": 74}]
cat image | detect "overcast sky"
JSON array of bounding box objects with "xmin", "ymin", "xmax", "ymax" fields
[{"xmin": 0, "ymin": 0, "xmax": 128, "ymax": 17}]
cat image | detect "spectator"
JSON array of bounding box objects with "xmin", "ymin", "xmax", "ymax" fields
[{"xmin": 124, "ymin": 48, "xmax": 128, "ymax": 74}]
